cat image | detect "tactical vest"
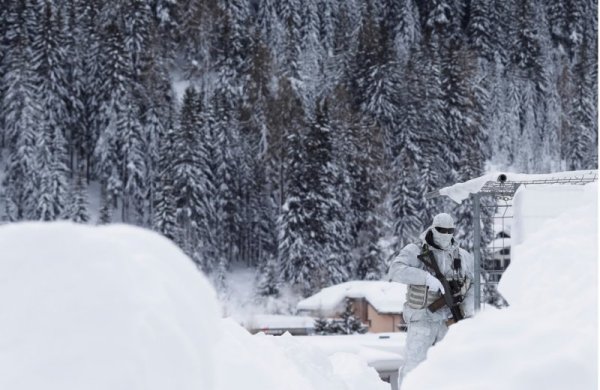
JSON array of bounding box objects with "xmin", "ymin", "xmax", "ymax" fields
[{"xmin": 406, "ymin": 244, "xmax": 467, "ymax": 310}]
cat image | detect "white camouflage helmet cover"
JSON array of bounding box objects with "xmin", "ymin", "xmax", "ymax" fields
[
  {"xmin": 432, "ymin": 213, "xmax": 454, "ymax": 229},
  {"xmin": 431, "ymin": 213, "xmax": 454, "ymax": 249}
]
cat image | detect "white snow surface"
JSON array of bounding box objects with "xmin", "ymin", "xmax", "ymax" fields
[
  {"xmin": 245, "ymin": 314, "xmax": 316, "ymax": 330},
  {"xmin": 0, "ymin": 222, "xmax": 387, "ymax": 390},
  {"xmin": 295, "ymin": 332, "xmax": 406, "ymax": 372},
  {"xmin": 0, "ymin": 222, "xmax": 221, "ymax": 390},
  {"xmin": 216, "ymin": 319, "xmax": 388, "ymax": 390},
  {"xmin": 402, "ymin": 182, "xmax": 598, "ymax": 390},
  {"xmin": 297, "ymin": 281, "xmax": 407, "ymax": 315},
  {"xmin": 439, "ymin": 169, "xmax": 597, "ymax": 203}
]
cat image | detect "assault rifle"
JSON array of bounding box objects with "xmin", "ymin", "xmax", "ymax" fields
[{"xmin": 417, "ymin": 244, "xmax": 465, "ymax": 323}]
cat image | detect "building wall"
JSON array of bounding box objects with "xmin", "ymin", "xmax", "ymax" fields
[
  {"xmin": 366, "ymin": 304, "xmax": 404, "ymax": 333},
  {"xmin": 352, "ymin": 298, "xmax": 369, "ymax": 323}
]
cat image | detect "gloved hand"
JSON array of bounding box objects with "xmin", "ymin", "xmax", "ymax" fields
[{"xmin": 425, "ymin": 274, "xmax": 445, "ymax": 294}]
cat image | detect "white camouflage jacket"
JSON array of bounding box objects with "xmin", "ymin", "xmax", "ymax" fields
[{"xmin": 387, "ymin": 227, "xmax": 475, "ymax": 323}]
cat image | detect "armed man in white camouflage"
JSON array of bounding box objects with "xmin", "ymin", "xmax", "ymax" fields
[{"xmin": 387, "ymin": 213, "xmax": 474, "ymax": 386}]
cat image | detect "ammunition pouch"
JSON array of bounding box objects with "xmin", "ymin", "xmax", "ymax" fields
[{"xmin": 406, "ymin": 284, "xmax": 442, "ymax": 309}]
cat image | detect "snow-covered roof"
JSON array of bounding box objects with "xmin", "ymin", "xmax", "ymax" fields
[
  {"xmin": 245, "ymin": 314, "xmax": 316, "ymax": 330},
  {"xmin": 438, "ymin": 170, "xmax": 597, "ymax": 203},
  {"xmin": 297, "ymin": 281, "xmax": 407, "ymax": 315}
]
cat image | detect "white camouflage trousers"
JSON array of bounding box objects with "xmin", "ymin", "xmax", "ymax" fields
[{"xmin": 398, "ymin": 320, "xmax": 448, "ymax": 388}]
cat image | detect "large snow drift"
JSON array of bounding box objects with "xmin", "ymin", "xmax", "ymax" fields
[
  {"xmin": 0, "ymin": 223, "xmax": 221, "ymax": 390},
  {"xmin": 0, "ymin": 222, "xmax": 387, "ymax": 390},
  {"xmin": 403, "ymin": 182, "xmax": 598, "ymax": 390}
]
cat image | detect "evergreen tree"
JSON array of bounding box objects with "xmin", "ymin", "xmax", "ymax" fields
[
  {"xmin": 153, "ymin": 127, "xmax": 178, "ymax": 241},
  {"xmin": 66, "ymin": 172, "xmax": 90, "ymax": 223},
  {"xmin": 565, "ymin": 29, "xmax": 597, "ymax": 169},
  {"xmin": 390, "ymin": 53, "xmax": 427, "ymax": 246},
  {"xmin": 31, "ymin": 3, "xmax": 70, "ymax": 220},
  {"xmin": 2, "ymin": 13, "xmax": 40, "ymax": 221},
  {"xmin": 172, "ymin": 87, "xmax": 204, "ymax": 259},
  {"xmin": 256, "ymin": 255, "xmax": 280, "ymax": 297},
  {"xmin": 467, "ymin": 0, "xmax": 495, "ymax": 62},
  {"xmin": 338, "ymin": 299, "xmax": 368, "ymax": 334}
]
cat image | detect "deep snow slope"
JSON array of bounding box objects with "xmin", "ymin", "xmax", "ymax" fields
[{"xmin": 0, "ymin": 222, "xmax": 387, "ymax": 390}]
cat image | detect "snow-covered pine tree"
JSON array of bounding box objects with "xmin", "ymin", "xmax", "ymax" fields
[
  {"xmin": 123, "ymin": 0, "xmax": 153, "ymax": 83},
  {"xmin": 172, "ymin": 87, "xmax": 204, "ymax": 260},
  {"xmin": 70, "ymin": 0, "xmax": 103, "ymax": 181},
  {"xmin": 63, "ymin": 0, "xmax": 87, "ymax": 176},
  {"xmin": 143, "ymin": 67, "xmax": 174, "ymax": 226},
  {"xmin": 313, "ymin": 316, "xmax": 329, "ymax": 335},
  {"xmin": 390, "ymin": 53, "xmax": 427, "ymax": 246},
  {"xmin": 279, "ymin": 96, "xmax": 350, "ymax": 295},
  {"xmin": 276, "ymin": 0, "xmax": 303, "ymax": 78},
  {"xmin": 330, "ymin": 84, "xmax": 386, "ymax": 280},
  {"xmin": 350, "ymin": 2, "xmax": 385, "ymax": 113},
  {"xmin": 244, "ymin": 30, "xmax": 278, "ymax": 265},
  {"xmin": 565, "ymin": 27, "xmax": 597, "ymax": 170},
  {"xmin": 1, "ymin": 10, "xmax": 40, "ymax": 221},
  {"xmin": 338, "ymin": 298, "xmax": 367, "ymax": 334},
  {"xmin": 0, "ymin": 0, "xmax": 10, "ymax": 145},
  {"xmin": 120, "ymin": 102, "xmax": 147, "ymax": 224},
  {"xmin": 153, "ymin": 127, "xmax": 178, "ymax": 241},
  {"xmin": 95, "ymin": 21, "xmax": 132, "ymax": 219},
  {"xmin": 386, "ymin": 0, "xmax": 420, "ymax": 65},
  {"xmin": 256, "ymin": 255, "xmax": 280, "ymax": 297},
  {"xmin": 440, "ymin": 38, "xmax": 489, "ymax": 245},
  {"xmin": 277, "ymin": 80, "xmax": 320, "ymax": 295},
  {"xmin": 466, "ymin": 0, "xmax": 495, "ymax": 62},
  {"xmin": 412, "ymin": 42, "xmax": 446, "ymax": 226},
  {"xmin": 31, "ymin": 3, "xmax": 70, "ymax": 220},
  {"xmin": 313, "ymin": 98, "xmax": 351, "ymax": 285},
  {"xmin": 66, "ymin": 171, "xmax": 90, "ymax": 223}
]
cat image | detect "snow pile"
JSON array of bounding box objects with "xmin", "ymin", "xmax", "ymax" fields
[
  {"xmin": 295, "ymin": 332, "xmax": 406, "ymax": 372},
  {"xmin": 0, "ymin": 222, "xmax": 221, "ymax": 390},
  {"xmin": 245, "ymin": 314, "xmax": 316, "ymax": 332},
  {"xmin": 215, "ymin": 319, "xmax": 388, "ymax": 390},
  {"xmin": 298, "ymin": 281, "xmax": 407, "ymax": 315},
  {"xmin": 403, "ymin": 182, "xmax": 598, "ymax": 390},
  {"xmin": 439, "ymin": 169, "xmax": 597, "ymax": 203},
  {"xmin": 0, "ymin": 222, "xmax": 387, "ymax": 390}
]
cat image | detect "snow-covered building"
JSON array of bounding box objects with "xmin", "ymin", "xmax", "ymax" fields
[{"xmin": 297, "ymin": 281, "xmax": 407, "ymax": 333}]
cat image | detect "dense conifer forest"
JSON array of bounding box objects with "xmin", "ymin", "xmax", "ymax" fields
[{"xmin": 0, "ymin": 0, "xmax": 597, "ymax": 297}]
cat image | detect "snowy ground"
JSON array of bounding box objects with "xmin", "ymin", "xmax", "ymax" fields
[{"xmin": 0, "ymin": 222, "xmax": 388, "ymax": 390}]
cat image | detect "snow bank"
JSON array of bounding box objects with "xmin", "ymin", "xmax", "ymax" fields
[
  {"xmin": 215, "ymin": 319, "xmax": 388, "ymax": 390},
  {"xmin": 295, "ymin": 332, "xmax": 406, "ymax": 372},
  {"xmin": 245, "ymin": 314, "xmax": 316, "ymax": 332},
  {"xmin": 402, "ymin": 182, "xmax": 598, "ymax": 390},
  {"xmin": 0, "ymin": 222, "xmax": 387, "ymax": 390},
  {"xmin": 0, "ymin": 222, "xmax": 221, "ymax": 390}
]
